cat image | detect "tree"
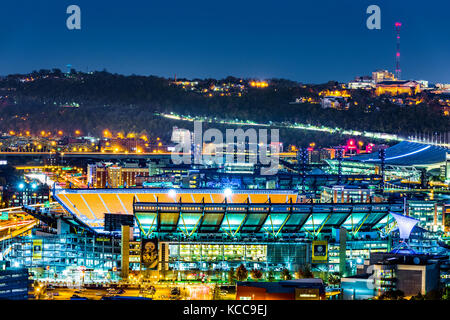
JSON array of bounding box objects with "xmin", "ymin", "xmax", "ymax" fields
[
  {"xmin": 442, "ymin": 287, "xmax": 450, "ymax": 300},
  {"xmin": 236, "ymin": 264, "xmax": 248, "ymax": 282},
  {"xmin": 213, "ymin": 284, "xmax": 221, "ymax": 300},
  {"xmin": 410, "ymin": 292, "xmax": 424, "ymax": 301},
  {"xmin": 267, "ymin": 270, "xmax": 275, "ymax": 282},
  {"xmin": 250, "ymin": 269, "xmax": 263, "ymax": 281},
  {"xmin": 327, "ymin": 273, "xmax": 341, "ymax": 286},
  {"xmin": 281, "ymin": 268, "xmax": 292, "ymax": 280},
  {"xmin": 379, "ymin": 289, "xmax": 405, "ymax": 300},
  {"xmin": 298, "ymin": 264, "xmax": 314, "ymax": 279},
  {"xmin": 424, "ymin": 290, "xmax": 441, "ymax": 300},
  {"xmin": 227, "ymin": 267, "xmax": 236, "ymax": 284}
]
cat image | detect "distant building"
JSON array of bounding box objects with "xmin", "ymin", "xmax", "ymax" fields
[
  {"xmin": 342, "ymin": 251, "xmax": 448, "ymax": 299},
  {"xmin": 136, "ymin": 174, "xmax": 175, "ymax": 188},
  {"xmin": 321, "ymin": 185, "xmax": 375, "ymax": 203},
  {"xmin": 321, "ymin": 96, "xmax": 349, "ymax": 110},
  {"xmin": 372, "ymin": 70, "xmax": 396, "ymax": 83},
  {"xmin": 369, "ymin": 251, "xmax": 446, "ymax": 297},
  {"xmin": 375, "ymin": 80, "xmax": 421, "ymax": 96},
  {"xmin": 171, "ymin": 127, "xmax": 192, "ymax": 145},
  {"xmin": 436, "ymin": 83, "xmax": 450, "ymax": 90},
  {"xmin": 307, "ymin": 148, "xmax": 335, "ymax": 163},
  {"xmin": 289, "ymin": 97, "xmax": 318, "ymax": 104},
  {"xmin": 341, "ymin": 274, "xmax": 375, "ymax": 300},
  {"xmin": 406, "ymin": 200, "xmax": 446, "ymax": 232},
  {"xmin": 236, "ymin": 279, "xmax": 326, "ymax": 300},
  {"xmin": 88, "ymin": 162, "xmax": 149, "ymax": 188},
  {"xmin": 0, "ymin": 263, "xmax": 30, "ymax": 300},
  {"xmin": 416, "ymin": 80, "xmax": 429, "ymax": 89},
  {"xmin": 347, "ymin": 80, "xmax": 375, "ymax": 90}
]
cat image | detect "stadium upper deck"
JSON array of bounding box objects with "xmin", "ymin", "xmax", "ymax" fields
[
  {"xmin": 53, "ymin": 188, "xmax": 299, "ymax": 231},
  {"xmin": 133, "ymin": 200, "xmax": 403, "ymax": 238}
]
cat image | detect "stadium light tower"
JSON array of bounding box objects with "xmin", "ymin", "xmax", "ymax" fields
[
  {"xmin": 168, "ymin": 189, "xmax": 177, "ymax": 199},
  {"xmin": 395, "ymin": 22, "xmax": 402, "ymax": 80},
  {"xmin": 224, "ymin": 188, "xmax": 233, "ymax": 198}
]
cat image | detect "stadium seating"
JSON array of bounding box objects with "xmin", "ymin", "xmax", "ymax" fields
[{"xmin": 54, "ymin": 189, "xmax": 299, "ymax": 231}]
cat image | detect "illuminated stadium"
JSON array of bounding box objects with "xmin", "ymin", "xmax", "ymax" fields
[
  {"xmin": 53, "ymin": 188, "xmax": 404, "ymax": 239},
  {"xmin": 327, "ymin": 141, "xmax": 450, "ymax": 182},
  {"xmin": 51, "ymin": 188, "xmax": 405, "ymax": 275},
  {"xmin": 350, "ymin": 141, "xmax": 449, "ymax": 168}
]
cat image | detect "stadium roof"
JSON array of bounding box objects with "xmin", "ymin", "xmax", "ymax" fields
[
  {"xmin": 133, "ymin": 200, "xmax": 404, "ymax": 237},
  {"xmin": 349, "ymin": 141, "xmax": 449, "ymax": 166},
  {"xmin": 53, "ymin": 188, "xmax": 404, "ymax": 236}
]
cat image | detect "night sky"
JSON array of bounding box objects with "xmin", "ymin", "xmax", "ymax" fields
[{"xmin": 1, "ymin": 0, "xmax": 449, "ymax": 83}]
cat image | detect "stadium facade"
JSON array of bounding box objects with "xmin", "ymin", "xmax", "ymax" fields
[{"xmin": 31, "ymin": 188, "xmax": 406, "ymax": 279}]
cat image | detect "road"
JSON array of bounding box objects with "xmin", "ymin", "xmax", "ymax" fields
[
  {"xmin": 34, "ymin": 283, "xmax": 222, "ymax": 300},
  {"xmin": 0, "ymin": 209, "xmax": 37, "ymax": 242}
]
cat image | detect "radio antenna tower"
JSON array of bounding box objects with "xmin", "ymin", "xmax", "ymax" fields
[{"xmin": 395, "ymin": 22, "xmax": 402, "ymax": 80}]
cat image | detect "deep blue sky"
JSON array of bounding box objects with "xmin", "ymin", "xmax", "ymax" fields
[{"xmin": 0, "ymin": 0, "xmax": 449, "ymax": 83}]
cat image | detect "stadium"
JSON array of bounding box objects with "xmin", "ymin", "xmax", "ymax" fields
[
  {"xmin": 326, "ymin": 141, "xmax": 450, "ymax": 183},
  {"xmin": 48, "ymin": 187, "xmax": 404, "ymax": 278}
]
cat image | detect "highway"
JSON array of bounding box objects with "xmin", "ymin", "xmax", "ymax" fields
[
  {"xmin": 159, "ymin": 112, "xmax": 450, "ymax": 149},
  {"xmin": 34, "ymin": 283, "xmax": 222, "ymax": 300},
  {"xmin": 0, "ymin": 208, "xmax": 38, "ymax": 242}
]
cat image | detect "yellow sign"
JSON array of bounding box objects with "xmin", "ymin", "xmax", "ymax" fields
[
  {"xmin": 295, "ymin": 288, "xmax": 320, "ymax": 300},
  {"xmin": 32, "ymin": 239, "xmax": 43, "ymax": 260},
  {"xmin": 312, "ymin": 240, "xmax": 328, "ymax": 263}
]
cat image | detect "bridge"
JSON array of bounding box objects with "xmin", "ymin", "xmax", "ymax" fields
[
  {"xmin": 0, "ymin": 151, "xmax": 298, "ymax": 159},
  {"xmin": 384, "ymin": 181, "xmax": 450, "ymax": 194}
]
